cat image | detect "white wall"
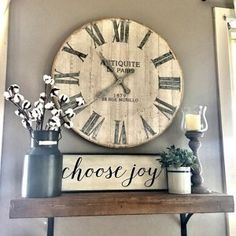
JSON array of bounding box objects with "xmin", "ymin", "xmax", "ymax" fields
[{"xmin": 0, "ymin": 0, "xmax": 233, "ymax": 235}]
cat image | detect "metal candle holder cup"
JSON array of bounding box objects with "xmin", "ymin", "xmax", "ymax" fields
[{"xmin": 181, "ymin": 106, "xmax": 211, "ymax": 194}]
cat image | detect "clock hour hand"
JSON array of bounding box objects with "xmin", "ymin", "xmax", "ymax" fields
[
  {"xmin": 95, "ymin": 74, "xmax": 129, "ymax": 99},
  {"xmin": 74, "ymin": 71, "xmax": 133, "ymax": 113},
  {"xmin": 97, "ymin": 52, "xmax": 131, "ymax": 94}
]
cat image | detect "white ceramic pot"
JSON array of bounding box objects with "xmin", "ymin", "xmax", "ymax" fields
[{"xmin": 167, "ymin": 167, "xmax": 191, "ymax": 194}]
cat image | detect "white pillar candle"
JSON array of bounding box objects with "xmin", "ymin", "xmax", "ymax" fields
[{"xmin": 185, "ymin": 114, "xmax": 201, "ymax": 131}]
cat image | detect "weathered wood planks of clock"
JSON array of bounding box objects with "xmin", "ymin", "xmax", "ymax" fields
[{"xmin": 52, "ymin": 18, "xmax": 183, "ymax": 148}]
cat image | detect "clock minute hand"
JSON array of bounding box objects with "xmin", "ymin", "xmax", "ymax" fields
[
  {"xmin": 95, "ymin": 71, "xmax": 133, "ymax": 99},
  {"xmin": 97, "ymin": 52, "xmax": 131, "ymax": 94},
  {"xmin": 74, "ymin": 71, "xmax": 133, "ymax": 114}
]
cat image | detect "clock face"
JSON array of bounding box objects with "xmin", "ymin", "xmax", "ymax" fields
[{"xmin": 52, "ymin": 18, "xmax": 183, "ymax": 148}]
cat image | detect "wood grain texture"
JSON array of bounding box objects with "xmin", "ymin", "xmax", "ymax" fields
[
  {"xmin": 62, "ymin": 154, "xmax": 167, "ymax": 191},
  {"xmin": 9, "ymin": 191, "xmax": 234, "ymax": 218},
  {"xmin": 51, "ymin": 18, "xmax": 183, "ymax": 148}
]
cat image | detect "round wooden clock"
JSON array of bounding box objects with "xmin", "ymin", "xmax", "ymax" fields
[{"xmin": 51, "ymin": 18, "xmax": 183, "ymax": 148}]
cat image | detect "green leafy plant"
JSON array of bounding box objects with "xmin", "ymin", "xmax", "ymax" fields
[{"xmin": 159, "ymin": 145, "xmax": 198, "ymax": 170}]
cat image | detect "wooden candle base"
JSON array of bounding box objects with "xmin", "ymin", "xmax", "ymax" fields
[{"xmin": 185, "ymin": 131, "xmax": 211, "ymax": 194}]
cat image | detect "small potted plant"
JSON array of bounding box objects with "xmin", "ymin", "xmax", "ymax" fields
[{"xmin": 159, "ymin": 145, "xmax": 198, "ymax": 194}]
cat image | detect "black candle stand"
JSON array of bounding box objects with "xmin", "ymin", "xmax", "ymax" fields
[{"xmin": 185, "ymin": 131, "xmax": 211, "ymax": 194}]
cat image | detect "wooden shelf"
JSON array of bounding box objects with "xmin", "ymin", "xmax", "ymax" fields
[{"xmin": 9, "ymin": 191, "xmax": 234, "ymax": 219}]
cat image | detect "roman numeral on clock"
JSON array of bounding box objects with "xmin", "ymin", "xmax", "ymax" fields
[
  {"xmin": 81, "ymin": 111, "xmax": 105, "ymax": 139},
  {"xmin": 85, "ymin": 23, "xmax": 106, "ymax": 48},
  {"xmin": 54, "ymin": 70, "xmax": 80, "ymax": 85},
  {"xmin": 62, "ymin": 42, "xmax": 88, "ymax": 62},
  {"xmin": 159, "ymin": 76, "xmax": 181, "ymax": 90},
  {"xmin": 114, "ymin": 120, "xmax": 127, "ymax": 144},
  {"xmin": 112, "ymin": 19, "xmax": 129, "ymax": 43},
  {"xmin": 154, "ymin": 97, "xmax": 176, "ymax": 120},
  {"xmin": 140, "ymin": 115, "xmax": 156, "ymax": 139},
  {"xmin": 137, "ymin": 30, "xmax": 152, "ymax": 49},
  {"xmin": 151, "ymin": 51, "xmax": 174, "ymax": 68}
]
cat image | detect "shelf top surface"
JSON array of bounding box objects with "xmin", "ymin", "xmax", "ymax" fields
[{"xmin": 9, "ymin": 191, "xmax": 234, "ymax": 219}]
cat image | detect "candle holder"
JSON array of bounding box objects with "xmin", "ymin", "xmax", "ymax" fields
[
  {"xmin": 181, "ymin": 106, "xmax": 211, "ymax": 194},
  {"xmin": 185, "ymin": 131, "xmax": 211, "ymax": 193}
]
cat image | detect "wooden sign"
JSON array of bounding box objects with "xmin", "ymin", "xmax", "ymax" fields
[{"xmin": 62, "ymin": 154, "xmax": 167, "ymax": 191}]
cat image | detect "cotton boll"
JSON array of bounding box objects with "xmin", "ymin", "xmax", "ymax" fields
[
  {"xmin": 51, "ymin": 109, "xmax": 62, "ymax": 117},
  {"xmin": 13, "ymin": 94, "xmax": 24, "ymax": 103},
  {"xmin": 3, "ymin": 91, "xmax": 12, "ymax": 100},
  {"xmin": 21, "ymin": 119, "xmax": 32, "ymax": 129},
  {"xmin": 65, "ymin": 108, "xmax": 75, "ymax": 118},
  {"xmin": 43, "ymin": 75, "xmax": 54, "ymax": 85},
  {"xmin": 9, "ymin": 84, "xmax": 20, "ymax": 94},
  {"xmin": 31, "ymin": 108, "xmax": 42, "ymax": 120},
  {"xmin": 22, "ymin": 100, "xmax": 31, "ymax": 110},
  {"xmin": 48, "ymin": 116, "xmax": 61, "ymax": 128},
  {"xmin": 64, "ymin": 121, "xmax": 73, "ymax": 129},
  {"xmin": 75, "ymin": 96, "xmax": 85, "ymax": 106},
  {"xmin": 15, "ymin": 109, "xmax": 25, "ymax": 118},
  {"xmin": 59, "ymin": 94, "xmax": 70, "ymax": 104},
  {"xmin": 45, "ymin": 102, "xmax": 55, "ymax": 110},
  {"xmin": 39, "ymin": 92, "xmax": 46, "ymax": 102}
]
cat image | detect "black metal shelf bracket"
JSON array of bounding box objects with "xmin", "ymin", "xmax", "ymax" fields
[
  {"xmin": 47, "ymin": 218, "xmax": 54, "ymax": 236},
  {"xmin": 47, "ymin": 214, "xmax": 194, "ymax": 236},
  {"xmin": 180, "ymin": 213, "xmax": 194, "ymax": 236}
]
